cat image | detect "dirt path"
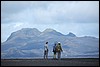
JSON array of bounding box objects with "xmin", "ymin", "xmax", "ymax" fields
[{"xmin": 1, "ymin": 58, "xmax": 99, "ymax": 66}]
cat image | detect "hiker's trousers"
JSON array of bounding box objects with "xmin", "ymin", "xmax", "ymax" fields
[{"xmin": 44, "ymin": 50, "xmax": 48, "ymax": 59}]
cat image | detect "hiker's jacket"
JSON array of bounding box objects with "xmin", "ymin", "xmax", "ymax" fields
[
  {"xmin": 44, "ymin": 44, "xmax": 48, "ymax": 52},
  {"xmin": 56, "ymin": 43, "xmax": 62, "ymax": 52}
]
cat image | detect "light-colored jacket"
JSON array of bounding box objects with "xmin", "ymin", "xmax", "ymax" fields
[{"xmin": 44, "ymin": 44, "xmax": 48, "ymax": 51}]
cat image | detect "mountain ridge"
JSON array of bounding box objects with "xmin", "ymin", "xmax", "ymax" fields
[
  {"xmin": 6, "ymin": 28, "xmax": 77, "ymax": 42},
  {"xmin": 1, "ymin": 28, "xmax": 99, "ymax": 59}
]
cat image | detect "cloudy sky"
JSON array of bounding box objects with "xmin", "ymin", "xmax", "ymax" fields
[{"xmin": 1, "ymin": 1, "xmax": 99, "ymax": 42}]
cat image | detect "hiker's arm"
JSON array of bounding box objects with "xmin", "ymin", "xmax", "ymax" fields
[{"xmin": 60, "ymin": 46, "xmax": 63, "ymax": 51}]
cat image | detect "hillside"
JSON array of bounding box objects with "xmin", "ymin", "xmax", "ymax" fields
[{"xmin": 1, "ymin": 28, "xmax": 99, "ymax": 59}]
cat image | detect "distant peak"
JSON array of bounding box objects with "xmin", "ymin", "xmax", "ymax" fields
[
  {"xmin": 43, "ymin": 28, "xmax": 56, "ymax": 32},
  {"xmin": 6, "ymin": 28, "xmax": 41, "ymax": 41},
  {"xmin": 67, "ymin": 32, "xmax": 76, "ymax": 37},
  {"xmin": 21, "ymin": 28, "xmax": 38, "ymax": 31},
  {"xmin": 69, "ymin": 32, "xmax": 74, "ymax": 34},
  {"xmin": 20, "ymin": 28, "xmax": 41, "ymax": 32},
  {"xmin": 21, "ymin": 28, "xmax": 32, "ymax": 30}
]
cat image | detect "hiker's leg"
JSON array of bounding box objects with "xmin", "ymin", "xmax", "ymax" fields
[
  {"xmin": 44, "ymin": 51, "xmax": 46, "ymax": 59},
  {"xmin": 47, "ymin": 51, "xmax": 48, "ymax": 59},
  {"xmin": 59, "ymin": 52, "xmax": 61, "ymax": 59},
  {"xmin": 45, "ymin": 51, "xmax": 47, "ymax": 59},
  {"xmin": 58, "ymin": 52, "xmax": 60, "ymax": 60},
  {"xmin": 44, "ymin": 51, "xmax": 45, "ymax": 59},
  {"xmin": 54, "ymin": 54, "xmax": 56, "ymax": 58},
  {"xmin": 44, "ymin": 53, "xmax": 45, "ymax": 59},
  {"xmin": 54, "ymin": 54, "xmax": 55, "ymax": 58},
  {"xmin": 46, "ymin": 51, "xmax": 48, "ymax": 59},
  {"xmin": 57, "ymin": 52, "xmax": 59, "ymax": 59},
  {"xmin": 55, "ymin": 52, "xmax": 56, "ymax": 59},
  {"xmin": 58, "ymin": 52, "xmax": 59, "ymax": 59},
  {"xmin": 53, "ymin": 52, "xmax": 55, "ymax": 58},
  {"xmin": 53, "ymin": 53, "xmax": 55, "ymax": 58}
]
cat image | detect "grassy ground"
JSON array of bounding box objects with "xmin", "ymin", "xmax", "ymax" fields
[{"xmin": 1, "ymin": 58, "xmax": 99, "ymax": 66}]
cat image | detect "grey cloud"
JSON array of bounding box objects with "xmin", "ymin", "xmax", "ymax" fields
[
  {"xmin": 1, "ymin": 1, "xmax": 50, "ymax": 14},
  {"xmin": 1, "ymin": 1, "xmax": 30, "ymax": 14},
  {"xmin": 1, "ymin": 1, "xmax": 50, "ymax": 24},
  {"xmin": 1, "ymin": 1, "xmax": 99, "ymax": 24}
]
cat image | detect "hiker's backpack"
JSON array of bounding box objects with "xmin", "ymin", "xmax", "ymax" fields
[
  {"xmin": 53, "ymin": 45, "xmax": 56, "ymax": 52},
  {"xmin": 56, "ymin": 44, "xmax": 62, "ymax": 52}
]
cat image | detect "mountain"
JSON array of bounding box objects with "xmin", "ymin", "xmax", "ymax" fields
[
  {"xmin": 42, "ymin": 28, "xmax": 63, "ymax": 36},
  {"xmin": 1, "ymin": 28, "xmax": 99, "ymax": 59},
  {"xmin": 66, "ymin": 32, "xmax": 76, "ymax": 37},
  {"xmin": 6, "ymin": 28, "xmax": 41, "ymax": 41},
  {"xmin": 39, "ymin": 28, "xmax": 64, "ymax": 39}
]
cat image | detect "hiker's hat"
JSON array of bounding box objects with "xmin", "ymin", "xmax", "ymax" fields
[{"xmin": 58, "ymin": 42, "xmax": 60, "ymax": 43}]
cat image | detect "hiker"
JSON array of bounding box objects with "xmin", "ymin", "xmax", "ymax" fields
[
  {"xmin": 56, "ymin": 42, "xmax": 63, "ymax": 60},
  {"xmin": 53, "ymin": 42, "xmax": 57, "ymax": 59},
  {"xmin": 44, "ymin": 42, "xmax": 48, "ymax": 59}
]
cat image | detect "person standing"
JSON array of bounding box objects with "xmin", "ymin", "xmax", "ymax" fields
[
  {"xmin": 44, "ymin": 42, "xmax": 48, "ymax": 59},
  {"xmin": 56, "ymin": 42, "xmax": 63, "ymax": 60},
  {"xmin": 53, "ymin": 43, "xmax": 57, "ymax": 59}
]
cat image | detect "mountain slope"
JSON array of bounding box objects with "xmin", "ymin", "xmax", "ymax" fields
[
  {"xmin": 6, "ymin": 28, "xmax": 41, "ymax": 41},
  {"xmin": 66, "ymin": 32, "xmax": 76, "ymax": 37},
  {"xmin": 1, "ymin": 28, "xmax": 99, "ymax": 59}
]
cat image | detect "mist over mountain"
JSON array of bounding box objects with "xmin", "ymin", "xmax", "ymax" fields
[{"xmin": 1, "ymin": 28, "xmax": 99, "ymax": 59}]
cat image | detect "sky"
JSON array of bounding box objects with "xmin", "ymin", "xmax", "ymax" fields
[{"xmin": 1, "ymin": 1, "xmax": 99, "ymax": 42}]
